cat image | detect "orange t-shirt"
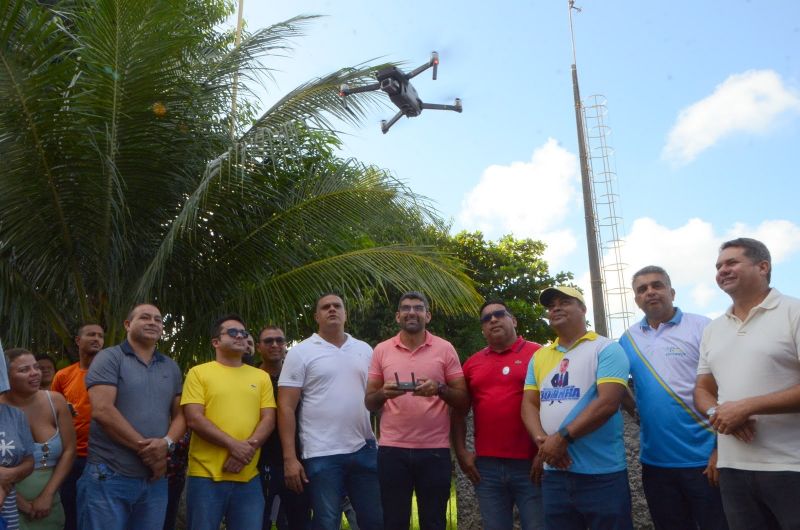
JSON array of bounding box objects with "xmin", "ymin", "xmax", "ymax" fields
[{"xmin": 51, "ymin": 363, "xmax": 91, "ymax": 457}]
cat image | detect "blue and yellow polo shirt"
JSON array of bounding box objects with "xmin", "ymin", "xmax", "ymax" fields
[{"xmin": 524, "ymin": 331, "xmax": 629, "ymax": 474}]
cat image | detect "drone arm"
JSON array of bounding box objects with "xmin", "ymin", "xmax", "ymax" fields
[
  {"xmin": 380, "ymin": 110, "xmax": 404, "ymax": 134},
  {"xmin": 421, "ymin": 99, "xmax": 463, "ymax": 113},
  {"xmin": 340, "ymin": 82, "xmax": 381, "ymax": 96},
  {"xmin": 407, "ymin": 61, "xmax": 433, "ymax": 80},
  {"xmin": 409, "ymin": 51, "xmax": 440, "ymax": 80}
]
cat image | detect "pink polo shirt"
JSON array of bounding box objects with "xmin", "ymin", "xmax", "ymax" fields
[{"xmin": 369, "ymin": 331, "xmax": 463, "ymax": 448}]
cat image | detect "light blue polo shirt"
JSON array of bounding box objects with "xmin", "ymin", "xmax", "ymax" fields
[{"xmin": 619, "ymin": 309, "xmax": 715, "ymax": 467}]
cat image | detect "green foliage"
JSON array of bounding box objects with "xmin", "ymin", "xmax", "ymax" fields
[
  {"xmin": 348, "ymin": 231, "xmax": 574, "ymax": 359},
  {"xmin": 0, "ymin": 0, "xmax": 479, "ymax": 367}
]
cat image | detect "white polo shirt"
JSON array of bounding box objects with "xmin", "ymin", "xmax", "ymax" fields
[
  {"xmin": 279, "ymin": 333, "xmax": 375, "ymax": 459},
  {"xmin": 698, "ymin": 289, "xmax": 800, "ymax": 471}
]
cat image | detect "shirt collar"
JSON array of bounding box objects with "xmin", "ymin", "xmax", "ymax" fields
[
  {"xmin": 310, "ymin": 332, "xmax": 352, "ymax": 347},
  {"xmin": 120, "ymin": 339, "xmax": 164, "ymax": 362},
  {"xmin": 484, "ymin": 335, "xmax": 525, "ymax": 355},
  {"xmin": 553, "ymin": 331, "xmax": 598, "ymax": 352},
  {"xmin": 724, "ymin": 288, "xmax": 781, "ymax": 318},
  {"xmin": 391, "ymin": 331, "xmax": 433, "ymax": 352},
  {"xmin": 638, "ymin": 307, "xmax": 683, "ymax": 330}
]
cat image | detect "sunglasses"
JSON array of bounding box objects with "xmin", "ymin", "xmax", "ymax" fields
[
  {"xmin": 480, "ymin": 309, "xmax": 510, "ymax": 323},
  {"xmin": 220, "ymin": 328, "xmax": 249, "ymax": 339},
  {"xmin": 261, "ymin": 337, "xmax": 286, "ymax": 345}
]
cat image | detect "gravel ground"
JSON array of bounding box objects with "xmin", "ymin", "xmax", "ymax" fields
[{"xmin": 455, "ymin": 412, "xmax": 654, "ymax": 529}]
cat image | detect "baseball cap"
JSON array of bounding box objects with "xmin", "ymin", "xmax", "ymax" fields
[{"xmin": 540, "ymin": 286, "xmax": 585, "ymax": 306}]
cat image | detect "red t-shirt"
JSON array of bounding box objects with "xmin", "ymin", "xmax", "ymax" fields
[{"xmin": 463, "ymin": 337, "xmax": 540, "ymax": 460}]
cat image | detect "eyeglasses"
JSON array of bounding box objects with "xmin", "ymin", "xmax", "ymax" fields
[
  {"xmin": 480, "ymin": 309, "xmax": 510, "ymax": 323},
  {"xmin": 261, "ymin": 337, "xmax": 286, "ymax": 345},
  {"xmin": 220, "ymin": 328, "xmax": 249, "ymax": 339},
  {"xmin": 398, "ymin": 304, "xmax": 427, "ymax": 313}
]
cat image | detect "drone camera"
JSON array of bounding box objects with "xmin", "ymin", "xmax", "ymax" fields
[{"xmin": 380, "ymin": 77, "xmax": 401, "ymax": 96}]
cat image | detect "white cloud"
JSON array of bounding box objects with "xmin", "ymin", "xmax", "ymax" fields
[
  {"xmin": 580, "ymin": 217, "xmax": 800, "ymax": 338},
  {"xmin": 726, "ymin": 220, "xmax": 800, "ymax": 263},
  {"xmin": 458, "ymin": 138, "xmax": 579, "ymax": 265},
  {"xmin": 662, "ymin": 69, "xmax": 800, "ymax": 164}
]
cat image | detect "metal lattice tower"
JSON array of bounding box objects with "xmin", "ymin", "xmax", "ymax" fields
[{"xmin": 582, "ymin": 95, "xmax": 633, "ymax": 337}]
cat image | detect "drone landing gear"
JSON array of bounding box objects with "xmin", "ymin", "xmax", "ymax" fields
[{"xmin": 381, "ymin": 111, "xmax": 404, "ymax": 134}]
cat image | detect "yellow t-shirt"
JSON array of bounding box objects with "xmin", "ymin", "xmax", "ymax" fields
[{"xmin": 181, "ymin": 361, "xmax": 276, "ymax": 481}]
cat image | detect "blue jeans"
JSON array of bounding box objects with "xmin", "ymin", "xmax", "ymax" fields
[
  {"xmin": 186, "ymin": 475, "xmax": 264, "ymax": 530},
  {"xmin": 378, "ymin": 446, "xmax": 451, "ymax": 530},
  {"xmin": 718, "ymin": 468, "xmax": 800, "ymax": 530},
  {"xmin": 474, "ymin": 457, "xmax": 543, "ymax": 530},
  {"xmin": 77, "ymin": 462, "xmax": 168, "ymax": 530},
  {"xmin": 642, "ymin": 463, "xmax": 727, "ymax": 530},
  {"xmin": 303, "ymin": 440, "xmax": 383, "ymax": 530},
  {"xmin": 542, "ymin": 470, "xmax": 633, "ymax": 530}
]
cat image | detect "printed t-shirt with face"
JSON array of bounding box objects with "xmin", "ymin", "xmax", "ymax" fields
[{"xmin": 524, "ymin": 332, "xmax": 629, "ymax": 475}]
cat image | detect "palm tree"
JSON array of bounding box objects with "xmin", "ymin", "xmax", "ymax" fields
[{"xmin": 0, "ymin": 0, "xmax": 478, "ymax": 365}]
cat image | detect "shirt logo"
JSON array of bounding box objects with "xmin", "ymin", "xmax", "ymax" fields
[
  {"xmin": 665, "ymin": 347, "xmax": 687, "ymax": 357},
  {"xmin": 0, "ymin": 434, "xmax": 16, "ymax": 465},
  {"xmin": 541, "ymin": 386, "xmax": 580, "ymax": 402},
  {"xmin": 502, "ymin": 366, "xmax": 510, "ymax": 375}
]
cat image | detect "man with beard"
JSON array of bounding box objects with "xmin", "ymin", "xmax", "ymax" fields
[
  {"xmin": 51, "ymin": 323, "xmax": 105, "ymax": 530},
  {"xmin": 365, "ymin": 292, "xmax": 468, "ymax": 530},
  {"xmin": 78, "ymin": 304, "xmax": 185, "ymax": 530}
]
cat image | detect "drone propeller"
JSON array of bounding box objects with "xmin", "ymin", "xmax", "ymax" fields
[{"xmin": 431, "ymin": 51, "xmax": 439, "ymax": 80}]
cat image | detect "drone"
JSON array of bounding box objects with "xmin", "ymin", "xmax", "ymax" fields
[{"xmin": 339, "ymin": 51, "xmax": 462, "ymax": 134}]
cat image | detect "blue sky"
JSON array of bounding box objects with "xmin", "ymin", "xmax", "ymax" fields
[{"xmin": 232, "ymin": 1, "xmax": 800, "ymax": 335}]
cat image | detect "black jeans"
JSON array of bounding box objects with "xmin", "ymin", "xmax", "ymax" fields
[
  {"xmin": 718, "ymin": 468, "xmax": 800, "ymax": 530},
  {"xmin": 641, "ymin": 463, "xmax": 727, "ymax": 530},
  {"xmin": 262, "ymin": 457, "xmax": 312, "ymax": 530},
  {"xmin": 377, "ymin": 446, "xmax": 451, "ymax": 530},
  {"xmin": 61, "ymin": 455, "xmax": 86, "ymax": 530}
]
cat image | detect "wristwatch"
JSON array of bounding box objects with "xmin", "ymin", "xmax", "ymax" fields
[
  {"xmin": 557, "ymin": 426, "xmax": 575, "ymax": 444},
  {"xmin": 706, "ymin": 406, "xmax": 717, "ymax": 418},
  {"xmin": 436, "ymin": 382, "xmax": 448, "ymax": 396},
  {"xmin": 163, "ymin": 436, "xmax": 176, "ymax": 455}
]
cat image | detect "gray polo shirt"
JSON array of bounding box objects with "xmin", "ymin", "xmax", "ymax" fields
[{"xmin": 85, "ymin": 340, "xmax": 182, "ymax": 478}]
